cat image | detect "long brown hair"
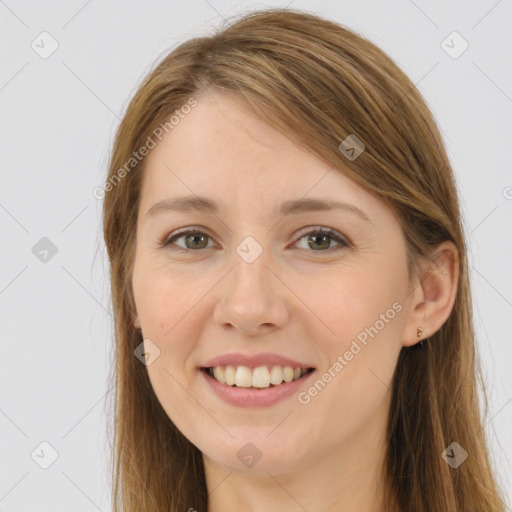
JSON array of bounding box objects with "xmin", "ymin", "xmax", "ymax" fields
[{"xmin": 102, "ymin": 8, "xmax": 506, "ymax": 511}]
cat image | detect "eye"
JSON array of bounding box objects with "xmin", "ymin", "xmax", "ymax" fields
[
  {"xmin": 161, "ymin": 227, "xmax": 215, "ymax": 251},
  {"xmin": 160, "ymin": 226, "xmax": 350, "ymax": 253},
  {"xmin": 293, "ymin": 226, "xmax": 350, "ymax": 253}
]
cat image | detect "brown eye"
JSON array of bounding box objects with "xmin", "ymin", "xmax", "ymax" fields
[
  {"xmin": 183, "ymin": 232, "xmax": 209, "ymax": 249},
  {"xmin": 307, "ymin": 233, "xmax": 331, "ymax": 250},
  {"xmin": 163, "ymin": 229, "xmax": 214, "ymax": 251},
  {"xmin": 161, "ymin": 226, "xmax": 349, "ymax": 254},
  {"xmin": 294, "ymin": 227, "xmax": 349, "ymax": 252}
]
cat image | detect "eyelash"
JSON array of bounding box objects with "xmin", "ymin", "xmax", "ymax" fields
[{"xmin": 159, "ymin": 226, "xmax": 350, "ymax": 254}]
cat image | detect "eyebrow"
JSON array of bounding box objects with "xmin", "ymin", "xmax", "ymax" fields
[{"xmin": 145, "ymin": 195, "xmax": 373, "ymax": 224}]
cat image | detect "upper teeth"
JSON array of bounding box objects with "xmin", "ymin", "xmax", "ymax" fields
[{"xmin": 210, "ymin": 365, "xmax": 309, "ymax": 388}]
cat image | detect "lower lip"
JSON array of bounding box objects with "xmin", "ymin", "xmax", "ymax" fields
[{"xmin": 200, "ymin": 368, "xmax": 316, "ymax": 408}]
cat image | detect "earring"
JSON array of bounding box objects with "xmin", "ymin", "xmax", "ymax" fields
[{"xmin": 417, "ymin": 326, "xmax": 423, "ymax": 338}]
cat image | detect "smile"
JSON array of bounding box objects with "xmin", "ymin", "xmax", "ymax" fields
[{"xmin": 202, "ymin": 364, "xmax": 315, "ymax": 389}]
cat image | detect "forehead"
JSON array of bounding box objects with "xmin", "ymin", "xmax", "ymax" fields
[
  {"xmin": 139, "ymin": 92, "xmax": 388, "ymax": 224},
  {"xmin": 143, "ymin": 91, "xmax": 315, "ymax": 179}
]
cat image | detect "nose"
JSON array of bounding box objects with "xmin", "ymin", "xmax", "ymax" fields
[{"xmin": 212, "ymin": 246, "xmax": 290, "ymax": 336}]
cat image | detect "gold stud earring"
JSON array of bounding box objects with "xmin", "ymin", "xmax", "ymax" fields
[{"xmin": 417, "ymin": 326, "xmax": 423, "ymax": 338}]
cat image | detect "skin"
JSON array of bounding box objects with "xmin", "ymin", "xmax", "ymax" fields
[{"xmin": 131, "ymin": 91, "xmax": 459, "ymax": 512}]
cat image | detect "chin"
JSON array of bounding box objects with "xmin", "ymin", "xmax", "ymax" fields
[{"xmin": 201, "ymin": 435, "xmax": 305, "ymax": 475}]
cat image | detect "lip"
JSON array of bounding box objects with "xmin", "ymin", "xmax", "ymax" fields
[
  {"xmin": 200, "ymin": 352, "xmax": 315, "ymax": 371},
  {"xmin": 200, "ymin": 367, "xmax": 316, "ymax": 408}
]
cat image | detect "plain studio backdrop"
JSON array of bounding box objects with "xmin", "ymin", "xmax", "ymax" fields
[{"xmin": 0, "ymin": 0, "xmax": 511, "ymax": 510}]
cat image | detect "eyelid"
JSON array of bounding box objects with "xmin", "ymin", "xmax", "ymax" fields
[
  {"xmin": 293, "ymin": 225, "xmax": 351, "ymax": 248},
  {"xmin": 161, "ymin": 225, "xmax": 351, "ymax": 252},
  {"xmin": 161, "ymin": 226, "xmax": 215, "ymax": 249}
]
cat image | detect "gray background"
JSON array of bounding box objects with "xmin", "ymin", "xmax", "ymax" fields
[{"xmin": 0, "ymin": 0, "xmax": 511, "ymax": 510}]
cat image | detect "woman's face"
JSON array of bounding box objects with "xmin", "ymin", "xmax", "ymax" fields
[{"xmin": 132, "ymin": 91, "xmax": 417, "ymax": 476}]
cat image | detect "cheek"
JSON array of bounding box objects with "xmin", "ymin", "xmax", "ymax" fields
[
  {"xmin": 132, "ymin": 265, "xmax": 219, "ymax": 388},
  {"xmin": 133, "ymin": 264, "xmax": 200, "ymax": 337},
  {"xmin": 304, "ymin": 265, "xmax": 406, "ymax": 402},
  {"xmin": 133, "ymin": 268, "xmax": 206, "ymax": 435},
  {"xmin": 297, "ymin": 279, "xmax": 404, "ymax": 449},
  {"xmin": 300, "ymin": 264, "xmax": 404, "ymax": 346}
]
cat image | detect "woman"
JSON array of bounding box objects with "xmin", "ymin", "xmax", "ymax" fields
[{"xmin": 101, "ymin": 8, "xmax": 506, "ymax": 511}]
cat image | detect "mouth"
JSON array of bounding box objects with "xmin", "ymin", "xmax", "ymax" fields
[{"xmin": 200, "ymin": 365, "xmax": 316, "ymax": 390}]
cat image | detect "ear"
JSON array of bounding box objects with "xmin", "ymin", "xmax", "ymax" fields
[{"xmin": 402, "ymin": 240, "xmax": 459, "ymax": 347}]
